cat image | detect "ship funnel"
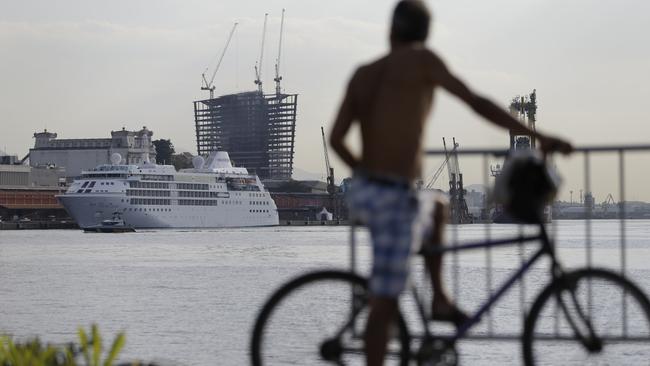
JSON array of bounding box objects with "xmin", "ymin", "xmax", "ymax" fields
[{"xmin": 206, "ymin": 151, "xmax": 234, "ymax": 170}]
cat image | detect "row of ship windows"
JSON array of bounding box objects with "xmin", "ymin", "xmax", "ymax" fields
[
  {"xmin": 124, "ymin": 191, "xmax": 270, "ymax": 203},
  {"xmin": 130, "ymin": 198, "xmax": 171, "ymax": 205},
  {"xmin": 130, "ymin": 182, "xmax": 211, "ymax": 190},
  {"xmin": 130, "ymin": 181, "xmax": 170, "ymax": 189},
  {"xmin": 177, "ymin": 183, "xmax": 209, "ymax": 190},
  {"xmin": 178, "ymin": 199, "xmax": 219, "ymax": 206},
  {"xmin": 141, "ymin": 174, "xmax": 174, "ymax": 181},
  {"xmin": 127, "ymin": 190, "xmax": 171, "ymax": 197},
  {"xmin": 129, "ymin": 181, "xmax": 266, "ymax": 197},
  {"xmin": 126, "ymin": 190, "xmax": 233, "ymax": 198},
  {"xmin": 127, "ymin": 207, "xmax": 172, "ymax": 212},
  {"xmin": 128, "ymin": 183, "xmax": 267, "ymax": 196},
  {"xmin": 127, "ymin": 198, "xmax": 258, "ymax": 207},
  {"xmin": 123, "ymin": 207, "xmax": 271, "ymax": 213},
  {"xmin": 77, "ymin": 189, "xmax": 111, "ymax": 193},
  {"xmin": 178, "ymin": 191, "xmax": 226, "ymax": 198}
]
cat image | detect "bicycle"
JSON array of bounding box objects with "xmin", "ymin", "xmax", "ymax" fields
[{"xmin": 250, "ymin": 156, "xmax": 650, "ymax": 365}]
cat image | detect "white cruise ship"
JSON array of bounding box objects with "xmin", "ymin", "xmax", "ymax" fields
[{"xmin": 57, "ymin": 151, "xmax": 279, "ymax": 229}]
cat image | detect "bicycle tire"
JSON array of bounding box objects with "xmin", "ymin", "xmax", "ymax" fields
[
  {"xmin": 250, "ymin": 270, "xmax": 410, "ymax": 366},
  {"xmin": 523, "ymin": 268, "xmax": 650, "ymax": 365}
]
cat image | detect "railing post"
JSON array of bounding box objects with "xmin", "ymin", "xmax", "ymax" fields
[
  {"xmin": 619, "ymin": 149, "xmax": 628, "ymax": 336},
  {"xmin": 483, "ymin": 153, "xmax": 494, "ymax": 335},
  {"xmin": 350, "ymin": 222, "xmax": 357, "ymax": 274},
  {"xmin": 518, "ymin": 225, "xmax": 526, "ymax": 324},
  {"xmin": 584, "ymin": 152, "xmax": 593, "ymax": 314},
  {"xmin": 451, "ymin": 221, "xmax": 459, "ymax": 306}
]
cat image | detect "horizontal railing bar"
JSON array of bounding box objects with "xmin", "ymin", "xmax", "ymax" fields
[
  {"xmin": 424, "ymin": 144, "xmax": 650, "ymax": 156},
  {"xmin": 420, "ymin": 235, "xmax": 542, "ymax": 255},
  {"xmin": 410, "ymin": 334, "xmax": 650, "ymax": 342}
]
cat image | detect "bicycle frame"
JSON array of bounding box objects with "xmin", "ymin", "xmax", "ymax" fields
[
  {"xmin": 349, "ymin": 221, "xmax": 565, "ymax": 345},
  {"xmin": 412, "ymin": 223, "xmax": 560, "ymax": 342}
]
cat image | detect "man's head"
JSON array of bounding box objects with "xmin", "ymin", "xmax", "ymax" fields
[{"xmin": 390, "ymin": 0, "xmax": 431, "ymax": 44}]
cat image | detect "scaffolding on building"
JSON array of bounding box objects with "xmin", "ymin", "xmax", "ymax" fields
[{"xmin": 193, "ymin": 91, "xmax": 297, "ymax": 180}]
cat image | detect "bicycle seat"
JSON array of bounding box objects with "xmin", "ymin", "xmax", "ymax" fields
[{"xmin": 494, "ymin": 149, "xmax": 561, "ymax": 224}]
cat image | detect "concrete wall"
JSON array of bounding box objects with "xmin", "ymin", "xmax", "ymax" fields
[
  {"xmin": 30, "ymin": 149, "xmax": 110, "ymax": 178},
  {"xmin": 30, "ymin": 166, "xmax": 65, "ymax": 187},
  {"xmin": 0, "ymin": 165, "xmax": 30, "ymax": 186}
]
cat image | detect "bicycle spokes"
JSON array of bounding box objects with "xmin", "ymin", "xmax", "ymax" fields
[{"xmin": 556, "ymin": 285, "xmax": 603, "ymax": 353}]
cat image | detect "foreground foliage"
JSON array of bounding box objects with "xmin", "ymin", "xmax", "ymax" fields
[{"xmin": 0, "ymin": 325, "xmax": 126, "ymax": 366}]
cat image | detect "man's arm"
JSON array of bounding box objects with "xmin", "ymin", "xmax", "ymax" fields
[
  {"xmin": 428, "ymin": 53, "xmax": 572, "ymax": 154},
  {"xmin": 329, "ymin": 75, "xmax": 360, "ymax": 168}
]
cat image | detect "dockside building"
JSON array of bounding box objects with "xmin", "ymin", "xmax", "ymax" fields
[{"xmin": 29, "ymin": 127, "xmax": 156, "ymax": 178}]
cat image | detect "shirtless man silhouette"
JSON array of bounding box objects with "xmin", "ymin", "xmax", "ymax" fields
[{"xmin": 330, "ymin": 1, "xmax": 572, "ymax": 365}]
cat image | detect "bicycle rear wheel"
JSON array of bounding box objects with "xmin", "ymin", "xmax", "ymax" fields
[
  {"xmin": 523, "ymin": 268, "xmax": 650, "ymax": 365},
  {"xmin": 250, "ymin": 270, "xmax": 410, "ymax": 366}
]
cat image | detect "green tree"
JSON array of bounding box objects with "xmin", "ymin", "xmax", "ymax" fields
[
  {"xmin": 172, "ymin": 152, "xmax": 194, "ymax": 171},
  {"xmin": 152, "ymin": 139, "xmax": 175, "ymax": 164}
]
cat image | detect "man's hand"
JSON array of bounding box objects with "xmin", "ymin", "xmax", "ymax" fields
[{"xmin": 538, "ymin": 134, "xmax": 573, "ymax": 155}]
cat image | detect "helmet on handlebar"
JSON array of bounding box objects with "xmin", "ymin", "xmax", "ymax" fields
[{"xmin": 494, "ymin": 150, "xmax": 561, "ymax": 224}]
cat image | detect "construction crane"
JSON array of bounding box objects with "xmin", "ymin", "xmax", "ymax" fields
[
  {"xmin": 254, "ymin": 13, "xmax": 269, "ymax": 94},
  {"xmin": 321, "ymin": 126, "xmax": 337, "ymax": 219},
  {"xmin": 201, "ymin": 22, "xmax": 238, "ymax": 99},
  {"xmin": 273, "ymin": 9, "xmax": 285, "ymax": 96},
  {"xmin": 425, "ymin": 142, "xmax": 457, "ymax": 189},
  {"xmin": 444, "ymin": 137, "xmax": 472, "ymax": 224},
  {"xmin": 321, "ymin": 126, "xmax": 336, "ymax": 195}
]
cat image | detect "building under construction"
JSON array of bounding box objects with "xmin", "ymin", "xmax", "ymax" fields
[
  {"xmin": 194, "ymin": 11, "xmax": 297, "ymax": 181},
  {"xmin": 194, "ymin": 91, "xmax": 297, "ymax": 180}
]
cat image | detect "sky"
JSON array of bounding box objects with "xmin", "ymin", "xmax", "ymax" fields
[{"xmin": 1, "ymin": 0, "xmax": 649, "ymax": 201}]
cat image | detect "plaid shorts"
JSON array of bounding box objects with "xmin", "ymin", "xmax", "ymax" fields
[{"xmin": 348, "ymin": 174, "xmax": 424, "ymax": 298}]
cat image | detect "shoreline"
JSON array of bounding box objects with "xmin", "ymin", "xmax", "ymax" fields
[{"xmin": 0, "ymin": 221, "xmax": 78, "ymax": 230}]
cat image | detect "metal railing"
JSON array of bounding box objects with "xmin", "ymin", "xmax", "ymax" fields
[{"xmin": 350, "ymin": 144, "xmax": 650, "ymax": 341}]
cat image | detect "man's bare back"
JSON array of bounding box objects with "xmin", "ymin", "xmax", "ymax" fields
[
  {"xmin": 338, "ymin": 45, "xmax": 439, "ymax": 180},
  {"xmin": 331, "ymin": 42, "xmax": 571, "ymax": 183},
  {"xmin": 341, "ymin": 46, "xmax": 435, "ymax": 180}
]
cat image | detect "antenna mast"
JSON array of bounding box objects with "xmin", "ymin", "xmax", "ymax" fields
[
  {"xmin": 201, "ymin": 22, "xmax": 238, "ymax": 99},
  {"xmin": 274, "ymin": 9, "xmax": 285, "ymax": 96},
  {"xmin": 254, "ymin": 13, "xmax": 268, "ymax": 94}
]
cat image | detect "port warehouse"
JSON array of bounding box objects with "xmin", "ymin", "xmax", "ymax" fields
[
  {"xmin": 0, "ymin": 164, "xmax": 70, "ymax": 223},
  {"xmin": 29, "ymin": 127, "xmax": 156, "ymax": 178}
]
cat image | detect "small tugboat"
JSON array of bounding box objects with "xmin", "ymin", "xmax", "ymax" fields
[{"xmin": 83, "ymin": 212, "xmax": 135, "ymax": 233}]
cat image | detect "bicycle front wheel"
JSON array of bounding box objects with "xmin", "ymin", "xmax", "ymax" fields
[
  {"xmin": 523, "ymin": 268, "xmax": 650, "ymax": 365},
  {"xmin": 250, "ymin": 270, "xmax": 410, "ymax": 366}
]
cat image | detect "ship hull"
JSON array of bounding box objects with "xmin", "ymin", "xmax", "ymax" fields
[{"xmin": 58, "ymin": 194, "xmax": 279, "ymax": 229}]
